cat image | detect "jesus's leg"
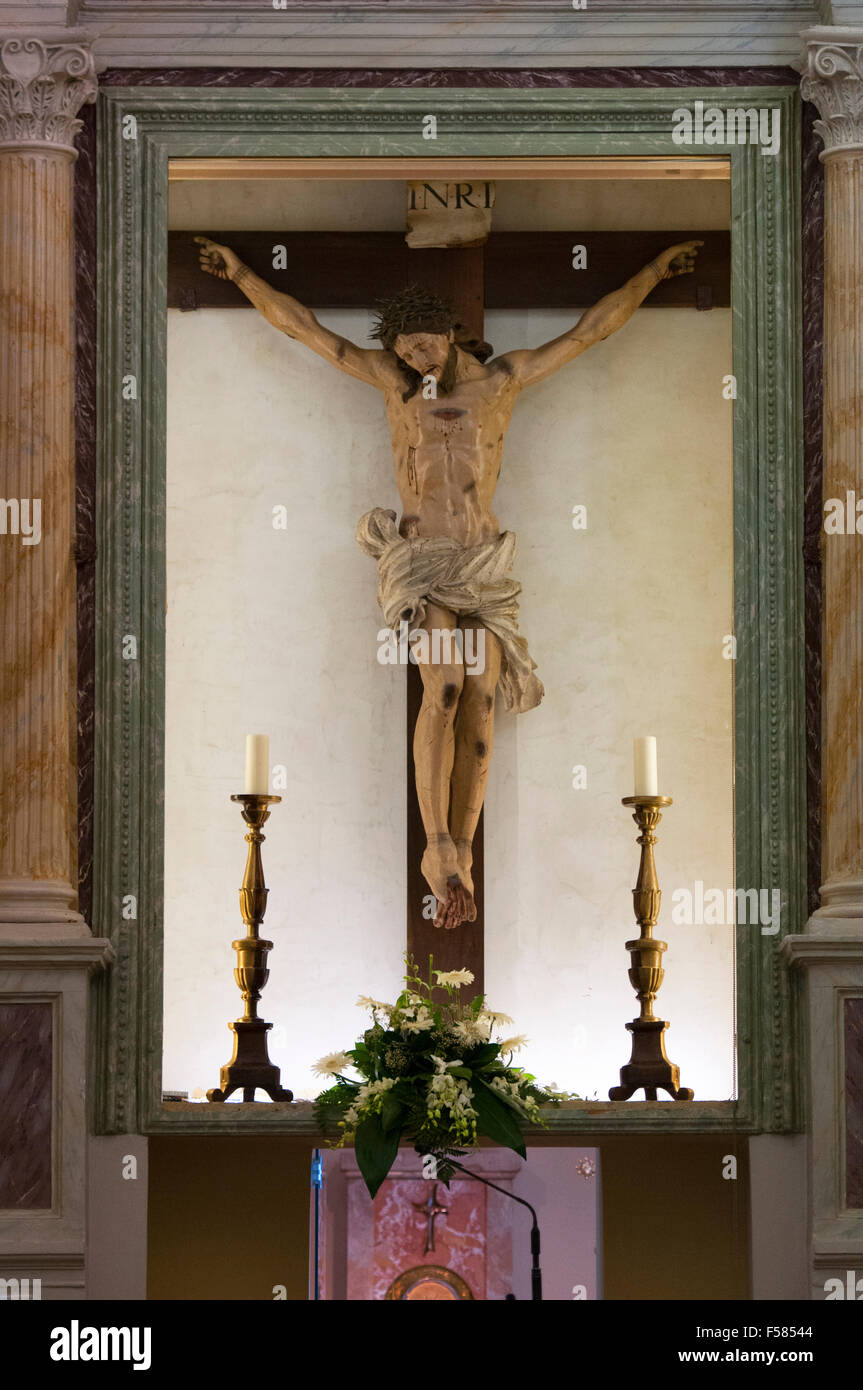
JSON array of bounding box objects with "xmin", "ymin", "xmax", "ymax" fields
[
  {"xmin": 413, "ymin": 603, "xmax": 474, "ymax": 930},
  {"xmin": 449, "ymin": 620, "xmax": 502, "ymax": 910}
]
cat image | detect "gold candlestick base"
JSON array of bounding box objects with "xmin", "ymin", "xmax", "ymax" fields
[
  {"xmin": 609, "ymin": 795, "xmax": 694, "ymax": 1103},
  {"xmin": 208, "ymin": 1019, "xmax": 292, "ymax": 1104},
  {"xmin": 207, "ymin": 793, "xmax": 293, "ymax": 1104}
]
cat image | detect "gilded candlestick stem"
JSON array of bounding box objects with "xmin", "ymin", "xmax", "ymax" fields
[
  {"xmin": 609, "ymin": 794, "xmax": 693, "ymax": 1102},
  {"xmin": 207, "ymin": 792, "xmax": 293, "ymax": 1104}
]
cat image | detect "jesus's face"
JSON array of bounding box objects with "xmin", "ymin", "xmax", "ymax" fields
[{"xmin": 393, "ymin": 329, "xmax": 455, "ymax": 384}]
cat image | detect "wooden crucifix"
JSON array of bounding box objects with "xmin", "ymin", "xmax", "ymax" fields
[
  {"xmin": 188, "ymin": 220, "xmax": 719, "ymax": 999},
  {"xmin": 413, "ymin": 1181, "xmax": 449, "ymax": 1254}
]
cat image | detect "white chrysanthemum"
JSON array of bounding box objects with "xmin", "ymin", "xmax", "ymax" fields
[
  {"xmin": 452, "ymin": 1019, "xmax": 485, "ymax": 1044},
  {"xmin": 434, "ymin": 969, "xmax": 475, "ymax": 988},
  {"xmin": 497, "ymin": 1035, "xmax": 529, "ymax": 1053},
  {"xmin": 481, "ymin": 1010, "xmax": 514, "ymax": 1028},
  {"xmin": 312, "ymin": 1051, "xmax": 353, "ymax": 1077}
]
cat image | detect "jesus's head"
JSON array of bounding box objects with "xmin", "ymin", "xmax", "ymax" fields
[{"xmin": 370, "ymin": 285, "xmax": 460, "ymax": 399}]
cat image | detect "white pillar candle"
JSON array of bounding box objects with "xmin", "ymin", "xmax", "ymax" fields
[
  {"xmin": 633, "ymin": 736, "xmax": 658, "ymax": 796},
  {"xmin": 244, "ymin": 734, "xmax": 270, "ymax": 794}
]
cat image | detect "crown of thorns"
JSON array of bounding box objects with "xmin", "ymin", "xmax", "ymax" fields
[{"xmin": 370, "ymin": 284, "xmax": 456, "ymax": 351}]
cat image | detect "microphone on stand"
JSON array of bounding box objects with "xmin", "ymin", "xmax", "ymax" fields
[{"xmin": 444, "ymin": 1157, "xmax": 542, "ymax": 1301}]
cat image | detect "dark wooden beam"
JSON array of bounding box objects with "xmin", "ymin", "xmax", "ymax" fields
[
  {"xmin": 168, "ymin": 230, "xmax": 730, "ymax": 313},
  {"xmin": 485, "ymin": 230, "xmax": 730, "ymax": 310},
  {"xmin": 405, "ymin": 248, "xmax": 484, "ymax": 998}
]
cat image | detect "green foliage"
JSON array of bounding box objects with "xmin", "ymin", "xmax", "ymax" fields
[
  {"xmin": 470, "ymin": 1079, "xmax": 527, "ymax": 1159},
  {"xmin": 354, "ymin": 1114, "xmax": 402, "ymax": 1199}
]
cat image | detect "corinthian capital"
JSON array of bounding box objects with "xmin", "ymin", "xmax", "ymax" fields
[
  {"xmin": 0, "ymin": 37, "xmax": 97, "ymax": 154},
  {"xmin": 800, "ymin": 30, "xmax": 863, "ymax": 158}
]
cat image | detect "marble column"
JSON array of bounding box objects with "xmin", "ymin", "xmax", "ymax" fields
[
  {"xmin": 0, "ymin": 34, "xmax": 111, "ymax": 1300},
  {"xmin": 803, "ymin": 31, "xmax": 863, "ymax": 923},
  {"xmin": 0, "ymin": 36, "xmax": 97, "ymax": 934},
  {"xmin": 785, "ymin": 27, "xmax": 863, "ymax": 1300}
]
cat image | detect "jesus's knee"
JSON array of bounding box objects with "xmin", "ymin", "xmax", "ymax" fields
[
  {"xmin": 459, "ymin": 671, "xmax": 497, "ymax": 716},
  {"xmin": 422, "ymin": 665, "xmax": 465, "ymax": 714}
]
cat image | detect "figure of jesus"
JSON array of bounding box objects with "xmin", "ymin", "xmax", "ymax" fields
[{"xmin": 196, "ymin": 235, "xmax": 701, "ymax": 930}]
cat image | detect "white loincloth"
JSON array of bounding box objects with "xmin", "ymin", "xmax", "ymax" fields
[{"xmin": 356, "ymin": 506, "xmax": 544, "ymax": 714}]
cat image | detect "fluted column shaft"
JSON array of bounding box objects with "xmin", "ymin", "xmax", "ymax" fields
[
  {"xmin": 822, "ymin": 151, "xmax": 863, "ymax": 907},
  {"xmin": 0, "ymin": 38, "xmax": 96, "ymax": 928},
  {"xmin": 801, "ymin": 33, "xmax": 863, "ymax": 920}
]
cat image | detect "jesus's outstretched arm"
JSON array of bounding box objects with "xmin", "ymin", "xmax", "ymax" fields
[
  {"xmin": 498, "ymin": 239, "xmax": 703, "ymax": 390},
  {"xmin": 195, "ymin": 236, "xmax": 395, "ymax": 389}
]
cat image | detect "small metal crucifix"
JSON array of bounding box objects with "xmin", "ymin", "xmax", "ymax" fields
[{"xmin": 413, "ymin": 1183, "xmax": 449, "ymax": 1254}]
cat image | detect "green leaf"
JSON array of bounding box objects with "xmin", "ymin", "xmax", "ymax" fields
[
  {"xmin": 379, "ymin": 1089, "xmax": 404, "ymax": 1134},
  {"xmin": 354, "ymin": 1114, "xmax": 401, "ymax": 1199},
  {"xmin": 471, "ymin": 1079, "xmax": 526, "ymax": 1158},
  {"xmin": 350, "ymin": 1042, "xmax": 373, "ymax": 1076},
  {"xmin": 465, "ymin": 1043, "xmax": 499, "ymax": 1069}
]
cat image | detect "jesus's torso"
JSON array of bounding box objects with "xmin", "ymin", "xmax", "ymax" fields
[{"xmin": 383, "ymin": 353, "xmax": 519, "ymax": 547}]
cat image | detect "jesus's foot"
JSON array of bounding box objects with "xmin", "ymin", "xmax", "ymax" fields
[
  {"xmin": 422, "ymin": 836, "xmax": 476, "ymax": 931},
  {"xmin": 426, "ymin": 837, "xmax": 478, "ymax": 930},
  {"xmin": 435, "ymin": 877, "xmax": 476, "ymax": 931},
  {"xmin": 454, "ymin": 838, "xmax": 475, "ymax": 903}
]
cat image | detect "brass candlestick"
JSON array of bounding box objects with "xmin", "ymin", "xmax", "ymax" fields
[
  {"xmin": 207, "ymin": 793, "xmax": 293, "ymax": 1104},
  {"xmin": 609, "ymin": 794, "xmax": 694, "ymax": 1103}
]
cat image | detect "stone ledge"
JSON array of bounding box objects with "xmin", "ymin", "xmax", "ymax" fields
[{"xmin": 0, "ymin": 939, "xmax": 114, "ymax": 969}]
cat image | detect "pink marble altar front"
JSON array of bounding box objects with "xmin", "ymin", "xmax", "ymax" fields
[
  {"xmin": 346, "ymin": 1150, "xmax": 517, "ymax": 1300},
  {"xmin": 320, "ymin": 1145, "xmax": 601, "ymax": 1300}
]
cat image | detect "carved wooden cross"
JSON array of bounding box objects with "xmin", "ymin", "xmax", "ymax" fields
[{"xmin": 171, "ymin": 223, "xmax": 727, "ymax": 1005}]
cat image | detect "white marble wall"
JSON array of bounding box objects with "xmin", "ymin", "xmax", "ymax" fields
[{"xmin": 164, "ymin": 297, "xmax": 734, "ymax": 1102}]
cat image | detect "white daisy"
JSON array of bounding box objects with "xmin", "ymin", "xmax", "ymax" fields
[
  {"xmin": 311, "ymin": 1050, "xmax": 353, "ymax": 1077},
  {"xmin": 434, "ymin": 969, "xmax": 475, "ymax": 988}
]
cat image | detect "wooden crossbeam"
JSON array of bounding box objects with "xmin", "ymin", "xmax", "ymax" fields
[{"xmin": 168, "ymin": 230, "xmax": 730, "ymax": 313}]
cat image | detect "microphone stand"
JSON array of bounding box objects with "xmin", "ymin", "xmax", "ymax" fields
[{"xmin": 444, "ymin": 1157, "xmax": 542, "ymax": 1301}]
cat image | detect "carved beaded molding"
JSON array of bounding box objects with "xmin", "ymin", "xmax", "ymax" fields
[
  {"xmin": 800, "ymin": 31, "xmax": 863, "ymax": 155},
  {"xmin": 0, "ymin": 39, "xmax": 97, "ymax": 152},
  {"xmin": 92, "ymin": 86, "xmax": 806, "ymax": 1137}
]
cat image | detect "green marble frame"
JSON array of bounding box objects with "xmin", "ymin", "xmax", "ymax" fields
[{"xmin": 93, "ymin": 85, "xmax": 805, "ymax": 1137}]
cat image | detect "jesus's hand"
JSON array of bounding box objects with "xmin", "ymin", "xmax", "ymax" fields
[
  {"xmin": 653, "ymin": 240, "xmax": 704, "ymax": 280},
  {"xmin": 194, "ymin": 236, "xmax": 242, "ymax": 282}
]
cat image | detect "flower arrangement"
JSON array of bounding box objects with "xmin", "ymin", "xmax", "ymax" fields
[{"xmin": 312, "ymin": 956, "xmax": 565, "ymax": 1197}]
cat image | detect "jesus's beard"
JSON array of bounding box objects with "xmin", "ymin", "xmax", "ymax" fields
[{"xmin": 399, "ymin": 344, "xmax": 459, "ymax": 402}]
